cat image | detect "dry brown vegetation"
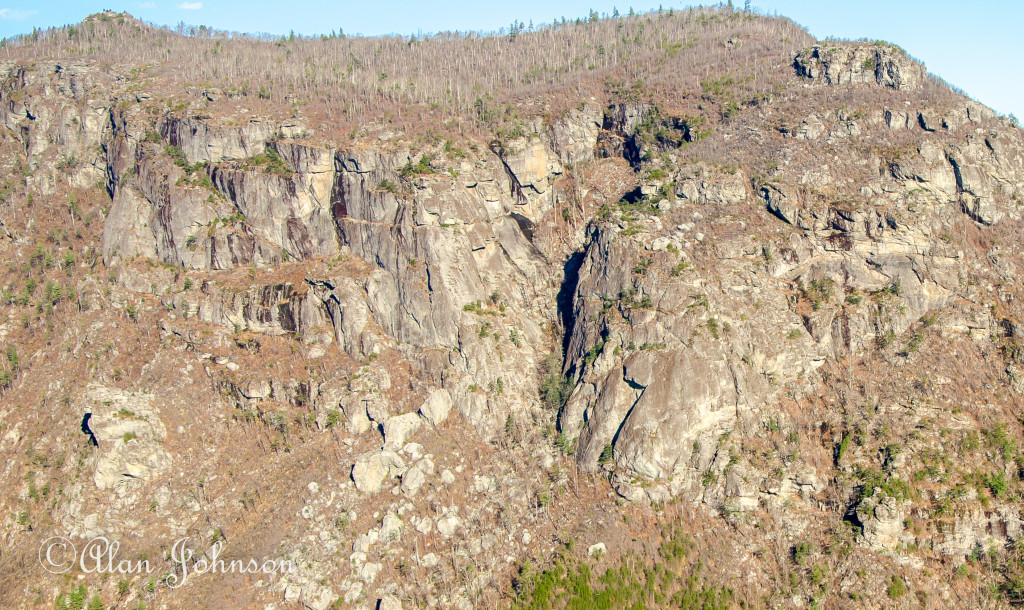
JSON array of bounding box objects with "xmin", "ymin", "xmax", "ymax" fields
[
  {"xmin": 2, "ymin": 6, "xmax": 1023, "ymax": 608},
  {"xmin": 2, "ymin": 7, "xmax": 816, "ymax": 130}
]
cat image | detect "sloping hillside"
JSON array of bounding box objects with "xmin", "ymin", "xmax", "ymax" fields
[{"xmin": 1, "ymin": 7, "xmax": 1023, "ymax": 609}]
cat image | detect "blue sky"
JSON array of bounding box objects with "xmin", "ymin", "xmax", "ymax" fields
[{"xmin": 6, "ymin": 1, "xmax": 1022, "ymax": 118}]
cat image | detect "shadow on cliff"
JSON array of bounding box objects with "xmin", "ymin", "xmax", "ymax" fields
[{"xmin": 557, "ymin": 251, "xmax": 585, "ymax": 364}]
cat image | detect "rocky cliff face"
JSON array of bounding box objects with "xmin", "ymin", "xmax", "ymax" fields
[
  {"xmin": 794, "ymin": 43, "xmax": 927, "ymax": 91},
  {"xmin": 2, "ymin": 15, "xmax": 1024, "ymax": 610}
]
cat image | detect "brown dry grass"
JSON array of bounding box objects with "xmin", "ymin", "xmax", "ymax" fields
[{"xmin": 2, "ymin": 7, "xmax": 818, "ymax": 140}]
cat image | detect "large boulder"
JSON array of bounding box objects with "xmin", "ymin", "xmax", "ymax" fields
[
  {"xmin": 382, "ymin": 413, "xmax": 422, "ymax": 450},
  {"xmin": 418, "ymin": 388, "xmax": 454, "ymax": 426},
  {"xmin": 351, "ymin": 451, "xmax": 405, "ymax": 493}
]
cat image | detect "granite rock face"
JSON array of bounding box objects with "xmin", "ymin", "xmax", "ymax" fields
[
  {"xmin": 81, "ymin": 384, "xmax": 172, "ymax": 497},
  {"xmin": 84, "ymin": 70, "xmax": 1024, "ymax": 512},
  {"xmin": 352, "ymin": 451, "xmax": 406, "ymax": 494},
  {"xmin": 795, "ymin": 43, "xmax": 926, "ymax": 91},
  {"xmin": 6, "ymin": 31, "xmax": 1024, "ymax": 607}
]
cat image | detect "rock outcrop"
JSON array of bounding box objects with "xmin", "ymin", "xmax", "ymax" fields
[
  {"xmin": 81, "ymin": 384, "xmax": 172, "ymax": 496},
  {"xmin": 795, "ymin": 43, "xmax": 926, "ymax": 91},
  {"xmin": 352, "ymin": 451, "xmax": 406, "ymax": 494}
]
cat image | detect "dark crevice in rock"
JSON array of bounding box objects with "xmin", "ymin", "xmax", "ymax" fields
[
  {"xmin": 622, "ymin": 375, "xmax": 646, "ymax": 391},
  {"xmin": 81, "ymin": 413, "xmax": 98, "ymax": 447},
  {"xmin": 623, "ymin": 135, "xmax": 644, "ymax": 168},
  {"xmin": 843, "ymin": 494, "xmax": 865, "ymax": 533},
  {"xmin": 277, "ymin": 302, "xmax": 297, "ymax": 333},
  {"xmin": 510, "ymin": 212, "xmax": 535, "ymax": 242},
  {"xmin": 619, "ymin": 186, "xmax": 645, "ymax": 205},
  {"xmin": 610, "ymin": 372, "xmax": 647, "ymax": 450},
  {"xmin": 330, "ymin": 173, "xmax": 348, "ymax": 218},
  {"xmin": 557, "ymin": 250, "xmax": 585, "ymax": 361},
  {"xmin": 328, "ymin": 168, "xmax": 351, "ymax": 250}
]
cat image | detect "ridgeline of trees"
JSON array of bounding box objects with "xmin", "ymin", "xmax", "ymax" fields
[{"xmin": 0, "ymin": 7, "xmax": 813, "ymax": 129}]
